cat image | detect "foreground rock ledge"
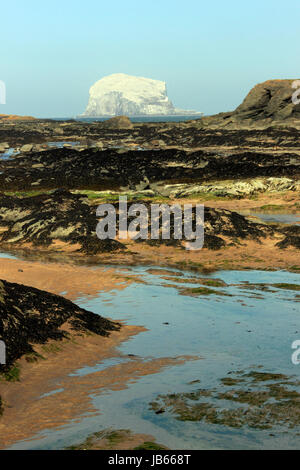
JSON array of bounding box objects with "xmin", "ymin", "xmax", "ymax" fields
[{"xmin": 0, "ymin": 279, "xmax": 120, "ymax": 368}]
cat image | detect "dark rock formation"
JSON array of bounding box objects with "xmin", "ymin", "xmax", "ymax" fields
[
  {"xmin": 0, "ymin": 279, "xmax": 120, "ymax": 368},
  {"xmin": 0, "ymin": 190, "xmax": 123, "ymax": 254},
  {"xmin": 0, "ymin": 146, "xmax": 299, "ymax": 193},
  {"xmin": 200, "ymin": 80, "xmax": 300, "ymax": 129},
  {"xmin": 0, "ymin": 190, "xmax": 279, "ymax": 253},
  {"xmin": 102, "ymin": 115, "xmax": 133, "ymax": 129},
  {"xmin": 235, "ymin": 80, "xmax": 299, "ymax": 120},
  {"xmin": 276, "ymin": 225, "xmax": 300, "ymax": 250}
]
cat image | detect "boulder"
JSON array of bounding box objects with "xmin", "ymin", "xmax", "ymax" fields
[
  {"xmin": 20, "ymin": 144, "xmax": 34, "ymax": 153},
  {"xmin": 235, "ymin": 80, "xmax": 300, "ymax": 121},
  {"xmin": 200, "ymin": 79, "xmax": 300, "ymax": 129},
  {"xmin": 0, "ymin": 143, "xmax": 9, "ymax": 153},
  {"xmin": 102, "ymin": 115, "xmax": 134, "ymax": 129}
]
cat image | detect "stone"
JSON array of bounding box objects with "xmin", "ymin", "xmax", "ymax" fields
[
  {"xmin": 0, "ymin": 278, "xmax": 119, "ymax": 367},
  {"xmin": 167, "ymin": 177, "xmax": 298, "ymax": 198},
  {"xmin": 0, "ymin": 143, "xmax": 9, "ymax": 152},
  {"xmin": 102, "ymin": 115, "xmax": 133, "ymax": 129},
  {"xmin": 235, "ymin": 80, "xmax": 299, "ymax": 121},
  {"xmin": 20, "ymin": 144, "xmax": 34, "ymax": 153},
  {"xmin": 95, "ymin": 141, "xmax": 105, "ymax": 149}
]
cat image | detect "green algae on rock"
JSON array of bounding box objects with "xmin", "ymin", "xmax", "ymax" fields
[{"xmin": 149, "ymin": 369, "xmax": 300, "ymax": 430}]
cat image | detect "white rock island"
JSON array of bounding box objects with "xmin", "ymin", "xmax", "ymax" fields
[{"xmin": 82, "ymin": 73, "xmax": 201, "ymax": 117}]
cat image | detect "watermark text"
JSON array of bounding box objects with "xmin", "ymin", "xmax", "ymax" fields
[
  {"xmin": 0, "ymin": 340, "xmax": 6, "ymax": 365},
  {"xmin": 96, "ymin": 197, "xmax": 205, "ymax": 250},
  {"xmin": 291, "ymin": 340, "xmax": 300, "ymax": 365},
  {"xmin": 0, "ymin": 80, "xmax": 6, "ymax": 105},
  {"xmin": 292, "ymin": 80, "xmax": 300, "ymax": 105}
]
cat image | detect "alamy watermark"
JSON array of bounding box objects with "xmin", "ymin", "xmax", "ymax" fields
[
  {"xmin": 0, "ymin": 80, "xmax": 6, "ymax": 105},
  {"xmin": 0, "ymin": 340, "xmax": 6, "ymax": 365},
  {"xmin": 96, "ymin": 197, "xmax": 205, "ymax": 250},
  {"xmin": 292, "ymin": 80, "xmax": 300, "ymax": 105},
  {"xmin": 291, "ymin": 340, "xmax": 300, "ymax": 365}
]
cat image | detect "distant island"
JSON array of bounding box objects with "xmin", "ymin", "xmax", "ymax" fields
[{"xmin": 81, "ymin": 73, "xmax": 202, "ymax": 117}]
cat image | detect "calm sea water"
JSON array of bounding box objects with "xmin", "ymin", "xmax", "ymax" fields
[{"xmin": 48, "ymin": 115, "xmax": 202, "ymax": 123}]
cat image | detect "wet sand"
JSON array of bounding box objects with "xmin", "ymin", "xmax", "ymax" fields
[
  {"xmin": 0, "ymin": 237, "xmax": 299, "ymax": 282},
  {"xmin": 0, "ymin": 257, "xmax": 136, "ymax": 301},
  {"xmin": 0, "ymin": 255, "xmax": 196, "ymax": 449},
  {"xmin": 81, "ymin": 238, "xmax": 299, "ymax": 273},
  {"xmin": 0, "ymin": 320, "xmax": 194, "ymax": 449}
]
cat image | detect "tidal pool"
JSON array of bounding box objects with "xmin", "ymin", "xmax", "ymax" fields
[
  {"xmin": 0, "ymin": 148, "xmax": 19, "ymax": 160},
  {"xmin": 7, "ymin": 266, "xmax": 300, "ymax": 450},
  {"xmin": 240, "ymin": 211, "xmax": 300, "ymax": 225}
]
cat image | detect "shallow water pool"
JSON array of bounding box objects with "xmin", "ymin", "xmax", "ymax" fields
[{"xmin": 7, "ymin": 266, "xmax": 300, "ymax": 450}]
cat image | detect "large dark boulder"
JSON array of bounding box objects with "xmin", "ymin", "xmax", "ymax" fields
[
  {"xmin": 0, "ymin": 279, "xmax": 120, "ymax": 368},
  {"xmin": 235, "ymin": 80, "xmax": 300, "ymax": 121},
  {"xmin": 102, "ymin": 115, "xmax": 133, "ymax": 129},
  {"xmin": 200, "ymin": 79, "xmax": 300, "ymax": 128}
]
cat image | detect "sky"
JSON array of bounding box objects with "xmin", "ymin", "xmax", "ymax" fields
[{"xmin": 1, "ymin": 0, "xmax": 300, "ymax": 117}]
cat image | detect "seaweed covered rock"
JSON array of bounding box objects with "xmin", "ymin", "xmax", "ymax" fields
[
  {"xmin": 0, "ymin": 144, "xmax": 300, "ymax": 193},
  {"xmin": 0, "ymin": 279, "xmax": 120, "ymax": 368},
  {"xmin": 276, "ymin": 225, "xmax": 300, "ymax": 249},
  {"xmin": 109, "ymin": 201, "xmax": 274, "ymax": 249},
  {"xmin": 0, "ymin": 191, "xmax": 281, "ymax": 253},
  {"xmin": 0, "ymin": 189, "xmax": 123, "ymax": 254}
]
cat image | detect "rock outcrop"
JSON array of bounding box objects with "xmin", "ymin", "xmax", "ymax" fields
[
  {"xmin": 0, "ymin": 190, "xmax": 123, "ymax": 254},
  {"xmin": 102, "ymin": 115, "xmax": 133, "ymax": 129},
  {"xmin": 0, "ymin": 279, "xmax": 120, "ymax": 368},
  {"xmin": 162, "ymin": 178, "xmax": 299, "ymax": 199},
  {"xmin": 200, "ymin": 79, "xmax": 300, "ymax": 129},
  {"xmin": 1, "ymin": 146, "xmax": 299, "ymax": 193},
  {"xmin": 0, "ymin": 190, "xmax": 281, "ymax": 253},
  {"xmin": 82, "ymin": 73, "xmax": 200, "ymax": 117}
]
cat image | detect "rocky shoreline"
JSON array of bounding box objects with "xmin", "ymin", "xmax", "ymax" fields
[
  {"xmin": 0, "ymin": 78, "xmax": 299, "ymax": 354},
  {"xmin": 0, "ymin": 79, "xmax": 299, "ymax": 449}
]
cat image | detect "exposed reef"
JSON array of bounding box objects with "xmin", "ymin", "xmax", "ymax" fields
[
  {"xmin": 0, "ymin": 190, "xmax": 285, "ymax": 254},
  {"xmin": 0, "ymin": 278, "xmax": 120, "ymax": 368},
  {"xmin": 0, "ymin": 189, "xmax": 123, "ymax": 254},
  {"xmin": 0, "ymin": 146, "xmax": 299, "ymax": 193}
]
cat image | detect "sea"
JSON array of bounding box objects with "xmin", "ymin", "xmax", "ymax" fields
[{"xmin": 48, "ymin": 115, "xmax": 203, "ymax": 123}]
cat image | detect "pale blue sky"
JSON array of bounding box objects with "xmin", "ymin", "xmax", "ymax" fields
[{"xmin": 1, "ymin": 0, "xmax": 299, "ymax": 117}]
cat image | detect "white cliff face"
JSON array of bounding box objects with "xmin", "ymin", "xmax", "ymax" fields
[{"xmin": 82, "ymin": 73, "xmax": 200, "ymax": 116}]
